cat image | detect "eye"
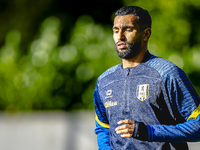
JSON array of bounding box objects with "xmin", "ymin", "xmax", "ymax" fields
[
  {"xmin": 126, "ymin": 28, "xmax": 133, "ymax": 32},
  {"xmin": 113, "ymin": 30, "xmax": 119, "ymax": 34}
]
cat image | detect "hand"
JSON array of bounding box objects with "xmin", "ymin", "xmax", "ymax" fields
[{"xmin": 115, "ymin": 119, "xmax": 135, "ymax": 138}]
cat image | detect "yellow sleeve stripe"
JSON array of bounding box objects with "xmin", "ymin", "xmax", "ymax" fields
[
  {"xmin": 95, "ymin": 113, "xmax": 110, "ymax": 129},
  {"xmin": 187, "ymin": 104, "xmax": 200, "ymax": 122}
]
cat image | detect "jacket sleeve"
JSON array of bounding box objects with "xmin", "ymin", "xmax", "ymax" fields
[
  {"xmin": 93, "ymin": 80, "xmax": 111, "ymax": 150},
  {"xmin": 134, "ymin": 66, "xmax": 200, "ymax": 142}
]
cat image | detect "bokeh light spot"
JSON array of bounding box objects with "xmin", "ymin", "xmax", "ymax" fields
[
  {"xmin": 168, "ymin": 54, "xmax": 184, "ymax": 69},
  {"xmin": 84, "ymin": 44, "xmax": 102, "ymax": 59},
  {"xmin": 76, "ymin": 64, "xmax": 94, "ymax": 81},
  {"xmin": 59, "ymin": 45, "xmax": 77, "ymax": 62},
  {"xmin": 32, "ymin": 51, "xmax": 48, "ymax": 67}
]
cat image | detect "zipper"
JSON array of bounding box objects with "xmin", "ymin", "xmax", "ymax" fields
[{"xmin": 124, "ymin": 68, "xmax": 130, "ymax": 109}]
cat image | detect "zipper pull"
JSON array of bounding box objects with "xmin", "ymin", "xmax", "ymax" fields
[{"xmin": 127, "ymin": 69, "xmax": 130, "ymax": 76}]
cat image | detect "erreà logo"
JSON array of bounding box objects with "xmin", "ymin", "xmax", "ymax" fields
[{"xmin": 136, "ymin": 84, "xmax": 149, "ymax": 101}]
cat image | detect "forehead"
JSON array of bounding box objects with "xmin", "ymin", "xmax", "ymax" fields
[{"xmin": 113, "ymin": 15, "xmax": 138, "ymax": 27}]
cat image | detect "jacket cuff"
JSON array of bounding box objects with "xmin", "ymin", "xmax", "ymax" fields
[{"xmin": 132, "ymin": 121, "xmax": 148, "ymax": 141}]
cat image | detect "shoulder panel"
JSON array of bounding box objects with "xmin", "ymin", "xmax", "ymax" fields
[{"xmin": 98, "ymin": 64, "xmax": 120, "ymax": 83}]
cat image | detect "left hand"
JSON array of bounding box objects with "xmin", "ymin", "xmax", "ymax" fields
[{"xmin": 115, "ymin": 119, "xmax": 135, "ymax": 138}]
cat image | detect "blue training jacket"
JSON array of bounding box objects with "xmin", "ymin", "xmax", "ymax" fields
[{"xmin": 93, "ymin": 51, "xmax": 200, "ymax": 150}]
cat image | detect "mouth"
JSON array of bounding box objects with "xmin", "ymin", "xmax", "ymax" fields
[{"xmin": 117, "ymin": 42, "xmax": 127, "ymax": 50}]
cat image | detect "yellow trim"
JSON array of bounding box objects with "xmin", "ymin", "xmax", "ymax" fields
[
  {"xmin": 95, "ymin": 113, "xmax": 110, "ymax": 128},
  {"xmin": 187, "ymin": 104, "xmax": 200, "ymax": 122}
]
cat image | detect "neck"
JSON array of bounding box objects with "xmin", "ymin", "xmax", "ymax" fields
[{"xmin": 122, "ymin": 49, "xmax": 147, "ymax": 68}]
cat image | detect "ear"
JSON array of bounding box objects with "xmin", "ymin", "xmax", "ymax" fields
[{"xmin": 143, "ymin": 28, "xmax": 151, "ymax": 42}]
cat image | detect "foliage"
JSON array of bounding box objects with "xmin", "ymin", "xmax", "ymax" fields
[
  {"xmin": 123, "ymin": 0, "xmax": 200, "ymax": 93},
  {"xmin": 0, "ymin": 0, "xmax": 200, "ymax": 111},
  {"xmin": 0, "ymin": 15, "xmax": 120, "ymax": 111}
]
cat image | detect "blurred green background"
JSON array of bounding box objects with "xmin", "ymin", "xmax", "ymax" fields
[{"xmin": 0, "ymin": 0, "xmax": 200, "ymax": 112}]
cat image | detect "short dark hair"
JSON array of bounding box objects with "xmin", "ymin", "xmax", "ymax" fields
[{"xmin": 115, "ymin": 6, "xmax": 152, "ymax": 30}]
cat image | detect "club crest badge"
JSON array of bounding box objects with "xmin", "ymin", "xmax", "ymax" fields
[{"xmin": 136, "ymin": 84, "xmax": 149, "ymax": 101}]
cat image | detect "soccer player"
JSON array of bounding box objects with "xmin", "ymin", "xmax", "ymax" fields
[{"xmin": 93, "ymin": 6, "xmax": 200, "ymax": 150}]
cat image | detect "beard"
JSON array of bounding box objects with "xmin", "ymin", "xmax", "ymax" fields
[{"xmin": 115, "ymin": 37, "xmax": 142, "ymax": 60}]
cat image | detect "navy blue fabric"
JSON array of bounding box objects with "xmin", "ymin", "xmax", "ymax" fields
[{"xmin": 94, "ymin": 51, "xmax": 200, "ymax": 150}]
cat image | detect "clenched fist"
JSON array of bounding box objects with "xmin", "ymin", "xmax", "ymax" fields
[{"xmin": 115, "ymin": 119, "xmax": 135, "ymax": 138}]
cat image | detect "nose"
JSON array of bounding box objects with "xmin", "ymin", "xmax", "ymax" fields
[{"xmin": 117, "ymin": 30, "xmax": 125, "ymax": 41}]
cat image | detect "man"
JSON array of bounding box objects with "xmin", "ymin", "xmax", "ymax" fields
[{"xmin": 93, "ymin": 6, "xmax": 200, "ymax": 150}]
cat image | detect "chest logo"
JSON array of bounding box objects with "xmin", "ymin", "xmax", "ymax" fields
[
  {"xmin": 136, "ymin": 84, "xmax": 149, "ymax": 101},
  {"xmin": 104, "ymin": 101, "xmax": 117, "ymax": 108}
]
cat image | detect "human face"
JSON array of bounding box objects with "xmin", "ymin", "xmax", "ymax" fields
[{"xmin": 113, "ymin": 15, "xmax": 143, "ymax": 59}]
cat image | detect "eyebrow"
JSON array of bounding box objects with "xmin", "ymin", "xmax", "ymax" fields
[
  {"xmin": 123, "ymin": 25, "xmax": 135, "ymax": 28},
  {"xmin": 112, "ymin": 25, "xmax": 135, "ymax": 30},
  {"xmin": 112, "ymin": 26, "xmax": 119, "ymax": 30}
]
